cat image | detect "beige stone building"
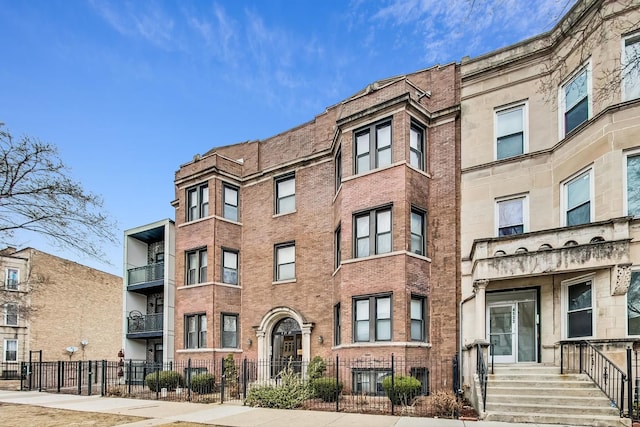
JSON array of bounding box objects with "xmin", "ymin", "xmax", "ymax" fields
[
  {"xmin": 459, "ymin": 0, "xmax": 640, "ymax": 423},
  {"xmin": 0, "ymin": 246, "xmax": 122, "ymax": 374}
]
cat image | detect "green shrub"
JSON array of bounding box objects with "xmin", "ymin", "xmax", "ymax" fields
[
  {"xmin": 145, "ymin": 370, "xmax": 184, "ymax": 392},
  {"xmin": 312, "ymin": 377, "xmax": 343, "ymax": 402},
  {"xmin": 224, "ymin": 354, "xmax": 238, "ymax": 386},
  {"xmin": 245, "ymin": 362, "xmax": 312, "ymax": 409},
  {"xmin": 306, "ymin": 356, "xmax": 326, "ymax": 381},
  {"xmin": 382, "ymin": 375, "xmax": 422, "ymax": 406},
  {"xmin": 190, "ymin": 372, "xmax": 215, "ymax": 393}
]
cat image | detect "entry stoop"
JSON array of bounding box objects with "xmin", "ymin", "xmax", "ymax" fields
[{"xmin": 484, "ymin": 365, "xmax": 631, "ymax": 427}]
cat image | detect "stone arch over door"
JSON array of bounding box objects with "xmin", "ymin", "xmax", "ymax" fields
[{"xmin": 254, "ymin": 307, "xmax": 313, "ymax": 380}]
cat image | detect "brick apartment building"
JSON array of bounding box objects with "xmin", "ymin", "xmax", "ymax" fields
[
  {"xmin": 172, "ymin": 64, "xmax": 460, "ymax": 387},
  {"xmin": 1, "ymin": 246, "xmax": 122, "ymax": 375}
]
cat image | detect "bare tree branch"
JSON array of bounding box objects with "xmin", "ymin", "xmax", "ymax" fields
[{"xmin": 0, "ymin": 125, "xmax": 117, "ymax": 260}]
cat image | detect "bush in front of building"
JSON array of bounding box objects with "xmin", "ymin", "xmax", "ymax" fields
[
  {"xmin": 382, "ymin": 375, "xmax": 421, "ymax": 406},
  {"xmin": 145, "ymin": 370, "xmax": 184, "ymax": 392},
  {"xmin": 306, "ymin": 356, "xmax": 326, "ymax": 380},
  {"xmin": 245, "ymin": 362, "xmax": 313, "ymax": 409},
  {"xmin": 190, "ymin": 372, "xmax": 215, "ymax": 393},
  {"xmin": 312, "ymin": 377, "xmax": 344, "ymax": 402}
]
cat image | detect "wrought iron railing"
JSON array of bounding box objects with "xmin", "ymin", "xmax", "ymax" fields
[
  {"xmin": 127, "ymin": 262, "xmax": 164, "ymax": 286},
  {"xmin": 476, "ymin": 343, "xmax": 489, "ymax": 411},
  {"xmin": 560, "ymin": 340, "xmax": 630, "ymax": 418},
  {"xmin": 127, "ymin": 313, "xmax": 163, "ymax": 334}
]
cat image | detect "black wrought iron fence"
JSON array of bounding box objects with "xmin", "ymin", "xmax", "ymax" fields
[{"xmin": 19, "ymin": 353, "xmax": 463, "ymax": 418}]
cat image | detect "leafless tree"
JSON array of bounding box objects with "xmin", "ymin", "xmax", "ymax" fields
[{"xmin": 0, "ymin": 125, "xmax": 117, "ymax": 260}]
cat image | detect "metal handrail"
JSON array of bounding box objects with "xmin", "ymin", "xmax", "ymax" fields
[
  {"xmin": 560, "ymin": 340, "xmax": 627, "ymax": 417},
  {"xmin": 476, "ymin": 343, "xmax": 488, "ymax": 411},
  {"xmin": 127, "ymin": 262, "xmax": 164, "ymax": 285},
  {"xmin": 127, "ymin": 313, "xmax": 163, "ymax": 334}
]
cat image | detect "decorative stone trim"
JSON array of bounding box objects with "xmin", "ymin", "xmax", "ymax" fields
[{"xmin": 611, "ymin": 263, "xmax": 632, "ymax": 296}]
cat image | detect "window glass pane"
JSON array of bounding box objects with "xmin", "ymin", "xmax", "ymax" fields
[
  {"xmin": 411, "ymin": 235, "xmax": 423, "ymax": 254},
  {"xmin": 567, "ymin": 202, "xmax": 590, "ymax": 226},
  {"xmin": 278, "ymin": 195, "xmax": 295, "ymax": 213},
  {"xmin": 627, "ymin": 155, "xmax": 640, "ymax": 216},
  {"xmin": 628, "ymin": 272, "xmax": 640, "ymax": 335},
  {"xmin": 278, "ymin": 246, "xmax": 295, "ymax": 264},
  {"xmin": 376, "ymin": 319, "xmax": 391, "ymax": 340},
  {"xmin": 377, "ymin": 211, "xmax": 391, "ymax": 233},
  {"xmin": 411, "ymin": 212, "xmax": 423, "ymax": 235},
  {"xmin": 565, "ymin": 70, "xmax": 587, "ymax": 110},
  {"xmin": 224, "ymin": 205, "xmax": 238, "ymax": 220},
  {"xmin": 278, "ymin": 263, "xmax": 295, "ymax": 280},
  {"xmin": 224, "ymin": 251, "xmax": 237, "ymax": 269},
  {"xmin": 565, "ymin": 97, "xmax": 588, "ymax": 134},
  {"xmin": 411, "ymin": 320, "xmax": 422, "ymax": 340},
  {"xmin": 200, "ymin": 186, "xmax": 209, "ymax": 217},
  {"xmin": 278, "ymin": 178, "xmax": 295, "ymax": 197},
  {"xmin": 356, "ymin": 322, "xmax": 369, "ymax": 341},
  {"xmin": 377, "ymin": 148, "xmax": 391, "ymax": 167},
  {"xmin": 357, "ymin": 238, "xmax": 370, "ymax": 258},
  {"xmin": 567, "ymin": 173, "xmax": 590, "ymax": 210},
  {"xmin": 224, "ymin": 315, "xmax": 236, "ymax": 332},
  {"xmin": 356, "ymin": 132, "xmax": 370, "ymax": 155},
  {"xmin": 497, "ymin": 108, "xmax": 523, "ymax": 137},
  {"xmin": 225, "ymin": 187, "xmax": 238, "ymax": 206},
  {"xmin": 377, "ymin": 234, "xmax": 391, "ymax": 253},
  {"xmin": 410, "ymin": 150, "xmax": 421, "ymax": 168},
  {"xmin": 497, "ymin": 134, "xmax": 524, "ymax": 159},
  {"xmin": 377, "ymin": 124, "xmax": 391, "ymax": 148},
  {"xmin": 357, "ymin": 155, "xmax": 370, "ymax": 173},
  {"xmin": 377, "ymin": 297, "xmax": 390, "ymax": 318},
  {"xmin": 411, "ymin": 299, "xmax": 422, "ymax": 320},
  {"xmin": 356, "ymin": 216, "xmax": 369, "ymax": 238},
  {"xmin": 410, "ymin": 127, "xmax": 422, "ymax": 150},
  {"xmin": 498, "ymin": 199, "xmax": 523, "ymax": 228},
  {"xmin": 624, "ymin": 37, "xmax": 640, "ymax": 100},
  {"xmin": 568, "ymin": 282, "xmax": 592, "ymax": 311},
  {"xmin": 568, "ymin": 309, "xmax": 592, "ymax": 338},
  {"xmin": 356, "ymin": 300, "xmax": 369, "ymax": 320}
]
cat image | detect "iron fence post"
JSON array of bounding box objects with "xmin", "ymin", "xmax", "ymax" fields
[
  {"xmin": 127, "ymin": 359, "xmax": 132, "ymax": 396},
  {"xmin": 560, "ymin": 342, "xmax": 564, "ymax": 374},
  {"xmin": 77, "ymin": 361, "xmax": 82, "ymax": 395},
  {"xmin": 628, "ymin": 347, "xmax": 633, "ymax": 418},
  {"xmin": 242, "ymin": 358, "xmax": 248, "ymax": 400},
  {"xmin": 155, "ymin": 365, "xmax": 160, "ymax": 400},
  {"xmin": 335, "ymin": 355, "xmax": 339, "ymax": 413},
  {"xmin": 88, "ymin": 361, "xmax": 92, "ymax": 396},
  {"xmin": 391, "ymin": 353, "xmax": 395, "ymax": 416},
  {"xmin": 101, "ymin": 360, "xmax": 106, "ymax": 396},
  {"xmin": 220, "ymin": 357, "xmax": 225, "ymax": 404},
  {"xmin": 187, "ymin": 358, "xmax": 192, "ymax": 402},
  {"xmin": 57, "ymin": 361, "xmax": 61, "ymax": 393},
  {"xmin": 38, "ymin": 350, "xmax": 43, "ymax": 393},
  {"xmin": 491, "ymin": 343, "xmax": 494, "ymax": 374},
  {"xmin": 579, "ymin": 341, "xmax": 584, "ymax": 373}
]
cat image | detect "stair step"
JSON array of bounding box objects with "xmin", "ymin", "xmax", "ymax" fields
[
  {"xmin": 487, "ymin": 393, "xmax": 611, "ymax": 406},
  {"xmin": 488, "ymin": 379, "xmax": 599, "ymax": 388},
  {"xmin": 487, "ymin": 386, "xmax": 606, "ymax": 397},
  {"xmin": 488, "ymin": 373, "xmax": 588, "ymax": 381},
  {"xmin": 485, "ymin": 411, "xmax": 629, "ymax": 427},
  {"xmin": 486, "ymin": 402, "xmax": 619, "ymax": 416}
]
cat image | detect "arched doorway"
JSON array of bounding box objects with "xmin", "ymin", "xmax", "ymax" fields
[{"xmin": 271, "ymin": 317, "xmax": 302, "ymax": 376}]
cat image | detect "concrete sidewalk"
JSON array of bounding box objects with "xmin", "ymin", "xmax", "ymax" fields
[{"xmin": 0, "ymin": 390, "xmax": 578, "ymax": 427}]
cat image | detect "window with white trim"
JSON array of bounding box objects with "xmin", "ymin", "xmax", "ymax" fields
[
  {"xmin": 355, "ymin": 119, "xmax": 392, "ymax": 174},
  {"xmin": 186, "ymin": 248, "xmax": 207, "ymax": 285},
  {"xmin": 335, "ymin": 148, "xmax": 342, "ymax": 192},
  {"xmin": 222, "ymin": 249, "xmax": 238, "ymax": 285},
  {"xmin": 354, "ymin": 295, "xmax": 391, "ymax": 342},
  {"xmin": 355, "ymin": 207, "xmax": 392, "ymax": 258},
  {"xmin": 3, "ymin": 339, "xmax": 17, "ymax": 362},
  {"xmin": 410, "ymin": 208, "xmax": 426, "ymax": 255},
  {"xmin": 275, "ymin": 174, "xmax": 295, "ymax": 214},
  {"xmin": 627, "ymin": 271, "xmax": 640, "ymax": 336},
  {"xmin": 223, "ymin": 184, "xmax": 239, "ymax": 221},
  {"xmin": 5, "ymin": 268, "xmax": 18, "ymax": 290},
  {"xmin": 275, "ymin": 243, "xmax": 295, "ymax": 281},
  {"xmin": 564, "ymin": 278, "xmax": 593, "ymax": 339},
  {"xmin": 560, "ymin": 64, "xmax": 591, "ymax": 136},
  {"xmin": 496, "ymin": 195, "xmax": 527, "ymax": 236},
  {"xmin": 410, "ymin": 296, "xmax": 426, "ymax": 341},
  {"xmin": 623, "ymin": 33, "xmax": 640, "ymax": 101},
  {"xmin": 334, "ymin": 225, "xmax": 341, "ymax": 269},
  {"xmin": 626, "ymin": 152, "xmax": 640, "ymax": 217},
  {"xmin": 495, "ymin": 103, "xmax": 526, "ymax": 160},
  {"xmin": 221, "ymin": 313, "xmax": 238, "ymax": 348},
  {"xmin": 334, "ymin": 303, "xmax": 341, "ymax": 346},
  {"xmin": 563, "ymin": 169, "xmax": 592, "ymax": 226},
  {"xmin": 187, "ymin": 183, "xmax": 209, "ymax": 221},
  {"xmin": 4, "ymin": 304, "xmax": 17, "ymax": 326},
  {"xmin": 409, "ymin": 122, "xmax": 425, "ymax": 170},
  {"xmin": 185, "ymin": 313, "xmax": 207, "ymax": 349}
]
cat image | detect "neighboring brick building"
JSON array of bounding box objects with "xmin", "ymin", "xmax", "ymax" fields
[
  {"xmin": 0, "ymin": 246, "xmax": 122, "ymax": 372},
  {"xmin": 172, "ymin": 65, "xmax": 461, "ymax": 388}
]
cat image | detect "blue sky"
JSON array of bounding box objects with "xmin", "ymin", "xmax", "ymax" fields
[{"xmin": 0, "ymin": 0, "xmax": 575, "ymax": 276}]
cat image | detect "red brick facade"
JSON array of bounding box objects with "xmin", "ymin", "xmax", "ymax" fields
[{"xmin": 173, "ymin": 65, "xmax": 460, "ymax": 367}]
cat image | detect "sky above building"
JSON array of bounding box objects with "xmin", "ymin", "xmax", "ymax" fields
[{"xmin": 0, "ymin": 0, "xmax": 576, "ymax": 276}]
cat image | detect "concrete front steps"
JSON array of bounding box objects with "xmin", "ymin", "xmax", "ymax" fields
[{"xmin": 484, "ymin": 365, "xmax": 630, "ymax": 427}]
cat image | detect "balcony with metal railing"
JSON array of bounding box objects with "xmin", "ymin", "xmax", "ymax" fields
[
  {"xmin": 126, "ymin": 312, "xmax": 163, "ymax": 339},
  {"xmin": 127, "ymin": 262, "xmax": 164, "ymax": 294}
]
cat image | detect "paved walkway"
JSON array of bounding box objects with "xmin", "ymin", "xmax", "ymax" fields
[{"xmin": 0, "ymin": 390, "xmax": 579, "ymax": 426}]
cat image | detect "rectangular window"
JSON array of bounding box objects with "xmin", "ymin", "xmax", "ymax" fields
[
  {"xmin": 4, "ymin": 304, "xmax": 17, "ymax": 326},
  {"xmin": 275, "ymin": 243, "xmax": 295, "ymax": 281},
  {"xmin": 496, "ymin": 104, "xmax": 525, "ymax": 160},
  {"xmin": 186, "ymin": 248, "xmax": 207, "ymax": 285},
  {"xmin": 496, "ymin": 196, "xmax": 527, "ymax": 236},
  {"xmin": 410, "ymin": 208, "xmax": 426, "ymax": 255},
  {"xmin": 623, "ymin": 33, "xmax": 640, "ymax": 101},
  {"xmin": 335, "ymin": 148, "xmax": 342, "ymax": 192},
  {"xmin": 334, "ymin": 225, "xmax": 341, "ymax": 269},
  {"xmin": 564, "ymin": 170, "xmax": 592, "ymax": 226},
  {"xmin": 5, "ymin": 268, "xmax": 18, "ymax": 290},
  {"xmin": 275, "ymin": 174, "xmax": 295, "ymax": 214},
  {"xmin": 628, "ymin": 271, "xmax": 640, "ymax": 335},
  {"xmin": 3, "ymin": 339, "xmax": 17, "ymax": 362},
  {"xmin": 222, "ymin": 249, "xmax": 239, "ymax": 285},
  {"xmin": 355, "ymin": 207, "xmax": 392, "ymax": 258},
  {"xmin": 186, "ymin": 183, "xmax": 209, "ymax": 221},
  {"xmin": 185, "ymin": 313, "xmax": 207, "ymax": 349},
  {"xmin": 409, "ymin": 122, "xmax": 425, "ymax": 170},
  {"xmin": 561, "ymin": 65, "xmax": 590, "ymax": 135},
  {"xmin": 355, "ymin": 119, "xmax": 392, "ymax": 174},
  {"xmin": 334, "ymin": 303, "xmax": 341, "ymax": 346},
  {"xmin": 411, "ymin": 297, "xmax": 426, "ymax": 341},
  {"xmin": 354, "ymin": 295, "xmax": 392, "ymax": 342},
  {"xmin": 223, "ymin": 184, "xmax": 239, "ymax": 221},
  {"xmin": 352, "ymin": 369, "xmax": 391, "ymax": 396},
  {"xmin": 627, "ymin": 153, "xmax": 640, "ymax": 216},
  {"xmin": 221, "ymin": 313, "xmax": 238, "ymax": 348},
  {"xmin": 565, "ymin": 279, "xmax": 593, "ymax": 338}
]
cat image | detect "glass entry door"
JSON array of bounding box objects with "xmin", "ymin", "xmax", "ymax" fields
[
  {"xmin": 489, "ymin": 304, "xmax": 516, "ymax": 363},
  {"xmin": 487, "ymin": 290, "xmax": 538, "ymax": 364}
]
